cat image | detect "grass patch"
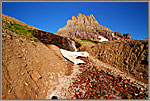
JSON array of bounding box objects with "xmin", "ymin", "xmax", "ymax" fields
[
  {"xmin": 3, "ymin": 20, "xmax": 39, "ymax": 42},
  {"xmin": 72, "ymin": 38, "xmax": 97, "ymax": 49},
  {"xmin": 81, "ymin": 40, "xmax": 97, "ymax": 44}
]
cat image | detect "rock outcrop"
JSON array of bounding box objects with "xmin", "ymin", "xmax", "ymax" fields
[
  {"xmin": 123, "ymin": 33, "xmax": 132, "ymax": 39},
  {"xmin": 113, "ymin": 32, "xmax": 124, "ymax": 40},
  {"xmin": 56, "ymin": 13, "xmax": 132, "ymax": 41},
  {"xmin": 32, "ymin": 29, "xmax": 79, "ymax": 51}
]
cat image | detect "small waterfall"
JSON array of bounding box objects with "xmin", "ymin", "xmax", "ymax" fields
[
  {"xmin": 60, "ymin": 38, "xmax": 89, "ymax": 64},
  {"xmin": 67, "ymin": 38, "xmax": 77, "ymax": 52},
  {"xmin": 71, "ymin": 40, "xmax": 77, "ymax": 52}
]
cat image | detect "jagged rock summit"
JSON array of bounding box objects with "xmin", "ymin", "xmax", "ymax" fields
[
  {"xmin": 57, "ymin": 13, "xmax": 113, "ymax": 33},
  {"xmin": 66, "ymin": 13, "xmax": 112, "ymax": 32},
  {"xmin": 56, "ymin": 13, "xmax": 113, "ymax": 40},
  {"xmin": 56, "ymin": 13, "xmax": 132, "ymax": 41}
]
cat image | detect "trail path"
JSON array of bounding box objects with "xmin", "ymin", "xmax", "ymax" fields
[
  {"xmin": 46, "ymin": 64, "xmax": 81, "ymax": 99},
  {"xmin": 46, "ymin": 56, "xmax": 148, "ymax": 99}
]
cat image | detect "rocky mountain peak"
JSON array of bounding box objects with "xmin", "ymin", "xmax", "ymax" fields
[
  {"xmin": 56, "ymin": 13, "xmax": 132, "ymax": 41},
  {"xmin": 66, "ymin": 13, "xmax": 99, "ymax": 26},
  {"xmin": 56, "ymin": 13, "xmax": 115, "ymax": 41},
  {"xmin": 77, "ymin": 13, "xmax": 85, "ymax": 17},
  {"xmin": 56, "ymin": 13, "xmax": 113, "ymax": 34}
]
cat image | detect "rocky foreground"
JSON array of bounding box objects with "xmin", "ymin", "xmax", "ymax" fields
[
  {"xmin": 47, "ymin": 57, "xmax": 148, "ymax": 99},
  {"xmin": 68, "ymin": 57, "xmax": 148, "ymax": 99}
]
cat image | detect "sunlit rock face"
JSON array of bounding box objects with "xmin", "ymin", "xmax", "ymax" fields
[
  {"xmin": 56, "ymin": 13, "xmax": 114, "ymax": 41},
  {"xmin": 56, "ymin": 13, "xmax": 132, "ymax": 41},
  {"xmin": 113, "ymin": 32, "xmax": 132, "ymax": 40},
  {"xmin": 57, "ymin": 13, "xmax": 113, "ymax": 33}
]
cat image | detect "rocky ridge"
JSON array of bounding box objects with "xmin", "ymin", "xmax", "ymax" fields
[{"xmin": 2, "ymin": 14, "xmax": 78, "ymax": 52}]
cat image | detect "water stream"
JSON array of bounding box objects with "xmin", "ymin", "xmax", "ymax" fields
[{"xmin": 67, "ymin": 38, "xmax": 77, "ymax": 51}]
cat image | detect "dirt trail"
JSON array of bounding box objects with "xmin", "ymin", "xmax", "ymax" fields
[{"xmin": 46, "ymin": 64, "xmax": 80, "ymax": 99}]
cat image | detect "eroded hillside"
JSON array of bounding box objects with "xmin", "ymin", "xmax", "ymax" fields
[
  {"xmin": 2, "ymin": 34, "xmax": 76, "ymax": 99},
  {"xmin": 79, "ymin": 39, "xmax": 148, "ymax": 84},
  {"xmin": 2, "ymin": 14, "xmax": 76, "ymax": 99}
]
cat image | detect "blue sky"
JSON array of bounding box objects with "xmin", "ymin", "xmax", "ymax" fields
[{"xmin": 2, "ymin": 2, "xmax": 148, "ymax": 39}]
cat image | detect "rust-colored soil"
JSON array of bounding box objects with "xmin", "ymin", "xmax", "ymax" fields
[{"xmin": 2, "ymin": 34, "xmax": 74, "ymax": 99}]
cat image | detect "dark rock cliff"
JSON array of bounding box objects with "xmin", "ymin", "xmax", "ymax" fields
[{"xmin": 32, "ymin": 29, "xmax": 77, "ymax": 51}]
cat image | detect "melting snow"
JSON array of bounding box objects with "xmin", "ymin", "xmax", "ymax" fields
[
  {"xmin": 98, "ymin": 36, "xmax": 109, "ymax": 42},
  {"xmin": 60, "ymin": 49, "xmax": 89, "ymax": 64}
]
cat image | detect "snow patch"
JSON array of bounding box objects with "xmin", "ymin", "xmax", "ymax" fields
[
  {"xmin": 98, "ymin": 35, "xmax": 109, "ymax": 42},
  {"xmin": 60, "ymin": 49, "xmax": 89, "ymax": 64}
]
